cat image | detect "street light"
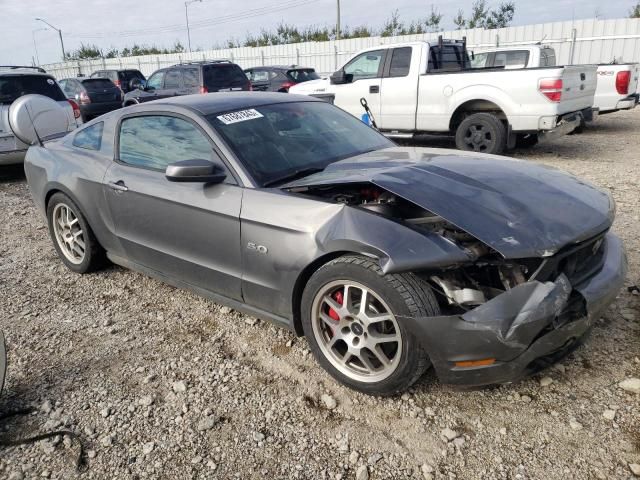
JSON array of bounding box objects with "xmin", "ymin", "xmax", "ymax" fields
[
  {"xmin": 35, "ymin": 17, "xmax": 66, "ymax": 61},
  {"xmin": 32, "ymin": 28, "xmax": 47, "ymax": 66},
  {"xmin": 185, "ymin": 0, "xmax": 202, "ymax": 53}
]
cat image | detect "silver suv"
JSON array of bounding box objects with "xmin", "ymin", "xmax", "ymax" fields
[{"xmin": 0, "ymin": 66, "xmax": 80, "ymax": 165}]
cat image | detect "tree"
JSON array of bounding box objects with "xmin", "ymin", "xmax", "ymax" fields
[
  {"xmin": 381, "ymin": 10, "xmax": 405, "ymax": 37},
  {"xmin": 453, "ymin": 9, "xmax": 466, "ymax": 29},
  {"xmin": 631, "ymin": 2, "xmax": 640, "ymax": 18},
  {"xmin": 485, "ymin": 1, "xmax": 515, "ymax": 28},
  {"xmin": 425, "ymin": 5, "xmax": 444, "ymax": 32},
  {"xmin": 453, "ymin": 1, "xmax": 516, "ymax": 30}
]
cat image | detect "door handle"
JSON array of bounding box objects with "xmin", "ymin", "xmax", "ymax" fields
[
  {"xmin": 369, "ymin": 85, "xmax": 380, "ymax": 94},
  {"xmin": 108, "ymin": 181, "xmax": 128, "ymax": 192}
]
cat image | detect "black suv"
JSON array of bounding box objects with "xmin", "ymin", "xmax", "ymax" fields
[
  {"xmin": 123, "ymin": 61, "xmax": 250, "ymax": 106},
  {"xmin": 90, "ymin": 69, "xmax": 146, "ymax": 93},
  {"xmin": 244, "ymin": 65, "xmax": 319, "ymax": 92}
]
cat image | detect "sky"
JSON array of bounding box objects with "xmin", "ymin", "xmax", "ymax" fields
[{"xmin": 0, "ymin": 0, "xmax": 635, "ymax": 66}]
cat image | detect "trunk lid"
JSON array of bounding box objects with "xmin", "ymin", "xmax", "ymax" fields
[{"xmin": 285, "ymin": 147, "xmax": 614, "ymax": 259}]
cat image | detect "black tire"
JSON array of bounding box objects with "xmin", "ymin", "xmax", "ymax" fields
[
  {"xmin": 515, "ymin": 133, "xmax": 539, "ymax": 148},
  {"xmin": 46, "ymin": 192, "xmax": 104, "ymax": 274},
  {"xmin": 455, "ymin": 113, "xmax": 507, "ymax": 155},
  {"xmin": 301, "ymin": 255, "xmax": 440, "ymax": 396}
]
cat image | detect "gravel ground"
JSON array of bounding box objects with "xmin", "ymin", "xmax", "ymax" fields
[{"xmin": 0, "ymin": 110, "xmax": 639, "ymax": 480}]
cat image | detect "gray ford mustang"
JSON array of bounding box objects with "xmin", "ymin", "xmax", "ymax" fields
[{"xmin": 22, "ymin": 92, "xmax": 627, "ymax": 395}]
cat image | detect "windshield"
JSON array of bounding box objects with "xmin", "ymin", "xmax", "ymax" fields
[
  {"xmin": 287, "ymin": 69, "xmax": 320, "ymax": 82},
  {"xmin": 0, "ymin": 75, "xmax": 66, "ymax": 104},
  {"xmin": 208, "ymin": 101, "xmax": 393, "ymax": 186}
]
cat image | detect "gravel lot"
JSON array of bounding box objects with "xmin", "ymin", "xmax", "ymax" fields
[{"xmin": 0, "ymin": 110, "xmax": 639, "ymax": 480}]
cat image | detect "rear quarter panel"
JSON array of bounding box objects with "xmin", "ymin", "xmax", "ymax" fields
[
  {"xmin": 594, "ymin": 64, "xmax": 639, "ymax": 112},
  {"xmin": 24, "ymin": 133, "xmax": 120, "ymax": 255}
]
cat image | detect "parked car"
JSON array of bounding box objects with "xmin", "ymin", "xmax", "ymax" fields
[
  {"xmin": 289, "ymin": 39, "xmax": 598, "ymax": 154},
  {"xmin": 90, "ymin": 69, "xmax": 146, "ymax": 94},
  {"xmin": 123, "ymin": 60, "xmax": 251, "ymax": 106},
  {"xmin": 18, "ymin": 92, "xmax": 626, "ymax": 395},
  {"xmin": 470, "ymin": 45, "xmax": 639, "ymax": 115},
  {"xmin": 0, "ymin": 66, "xmax": 80, "ymax": 165},
  {"xmin": 244, "ymin": 65, "xmax": 320, "ymax": 92},
  {"xmin": 59, "ymin": 77, "xmax": 123, "ymax": 122}
]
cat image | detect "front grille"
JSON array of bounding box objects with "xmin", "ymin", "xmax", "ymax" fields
[{"xmin": 533, "ymin": 232, "xmax": 607, "ymax": 286}]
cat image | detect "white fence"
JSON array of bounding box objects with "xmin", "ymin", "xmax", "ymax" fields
[{"xmin": 42, "ymin": 17, "xmax": 640, "ymax": 79}]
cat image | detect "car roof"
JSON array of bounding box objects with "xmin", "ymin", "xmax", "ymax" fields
[
  {"xmin": 150, "ymin": 92, "xmax": 322, "ymax": 115},
  {"xmin": 247, "ymin": 65, "xmax": 312, "ymax": 71},
  {"xmin": 0, "ymin": 67, "xmax": 51, "ymax": 77}
]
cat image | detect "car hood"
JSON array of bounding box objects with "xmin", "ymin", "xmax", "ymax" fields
[{"xmin": 284, "ymin": 147, "xmax": 614, "ymax": 259}]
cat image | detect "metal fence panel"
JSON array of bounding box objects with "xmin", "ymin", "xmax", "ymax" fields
[{"xmin": 42, "ymin": 18, "xmax": 640, "ymax": 79}]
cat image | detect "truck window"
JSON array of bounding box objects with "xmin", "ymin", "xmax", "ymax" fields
[
  {"xmin": 388, "ymin": 47, "xmax": 412, "ymax": 77},
  {"xmin": 470, "ymin": 52, "xmax": 489, "ymax": 68},
  {"xmin": 428, "ymin": 45, "xmax": 469, "ymax": 72},
  {"xmin": 494, "ymin": 51, "xmax": 529, "ymax": 69},
  {"xmin": 540, "ymin": 49, "xmax": 556, "ymax": 67},
  {"xmin": 344, "ymin": 50, "xmax": 384, "ymax": 81}
]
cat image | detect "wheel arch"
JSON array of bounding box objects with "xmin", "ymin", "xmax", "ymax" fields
[
  {"xmin": 449, "ymin": 98, "xmax": 508, "ymax": 131},
  {"xmin": 291, "ymin": 250, "xmax": 363, "ymax": 336}
]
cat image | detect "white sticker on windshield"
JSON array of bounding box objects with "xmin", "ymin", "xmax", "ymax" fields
[{"xmin": 217, "ymin": 109, "xmax": 264, "ymax": 125}]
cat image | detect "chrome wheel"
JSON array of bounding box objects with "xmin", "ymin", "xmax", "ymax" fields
[
  {"xmin": 52, "ymin": 203, "xmax": 85, "ymax": 265},
  {"xmin": 311, "ymin": 280, "xmax": 402, "ymax": 383}
]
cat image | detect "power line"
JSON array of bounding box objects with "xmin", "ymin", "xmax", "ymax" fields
[{"xmin": 66, "ymin": 0, "xmax": 321, "ymax": 39}]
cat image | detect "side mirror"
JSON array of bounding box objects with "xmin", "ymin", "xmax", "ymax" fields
[
  {"xmin": 166, "ymin": 159, "xmax": 227, "ymax": 184},
  {"xmin": 330, "ymin": 69, "xmax": 349, "ymax": 85}
]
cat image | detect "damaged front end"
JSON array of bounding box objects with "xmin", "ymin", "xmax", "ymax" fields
[
  {"xmin": 405, "ymin": 233, "xmax": 627, "ymax": 386},
  {"xmin": 287, "ymin": 179, "xmax": 627, "ymax": 387}
]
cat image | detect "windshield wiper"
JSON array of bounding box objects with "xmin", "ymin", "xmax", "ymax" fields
[{"xmin": 263, "ymin": 167, "xmax": 325, "ymax": 187}]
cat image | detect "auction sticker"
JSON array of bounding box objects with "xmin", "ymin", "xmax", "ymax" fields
[{"xmin": 217, "ymin": 109, "xmax": 264, "ymax": 125}]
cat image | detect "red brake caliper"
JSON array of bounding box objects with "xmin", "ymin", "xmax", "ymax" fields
[{"xmin": 328, "ymin": 290, "xmax": 343, "ymax": 321}]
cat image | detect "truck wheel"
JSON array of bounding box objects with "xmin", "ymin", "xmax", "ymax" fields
[
  {"xmin": 301, "ymin": 255, "xmax": 439, "ymax": 396},
  {"xmin": 515, "ymin": 133, "xmax": 539, "ymax": 148},
  {"xmin": 455, "ymin": 113, "xmax": 507, "ymax": 155}
]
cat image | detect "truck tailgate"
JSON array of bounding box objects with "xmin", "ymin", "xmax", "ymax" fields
[{"xmin": 558, "ymin": 65, "xmax": 597, "ymax": 114}]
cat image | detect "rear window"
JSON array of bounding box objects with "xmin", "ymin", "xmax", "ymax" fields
[
  {"xmin": 81, "ymin": 79, "xmax": 116, "ymax": 90},
  {"xmin": 428, "ymin": 45, "xmax": 470, "ymax": 72},
  {"xmin": 286, "ymin": 69, "xmax": 319, "ymax": 82},
  {"xmin": 0, "ymin": 75, "xmax": 66, "ymax": 104},
  {"xmin": 118, "ymin": 70, "xmax": 145, "ymax": 81},
  {"xmin": 203, "ymin": 65, "xmax": 248, "ymax": 89}
]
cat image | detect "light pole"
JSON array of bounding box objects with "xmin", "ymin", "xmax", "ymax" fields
[
  {"xmin": 336, "ymin": 0, "xmax": 341, "ymax": 40},
  {"xmin": 35, "ymin": 18, "xmax": 66, "ymax": 61},
  {"xmin": 32, "ymin": 28, "xmax": 47, "ymax": 66},
  {"xmin": 185, "ymin": 0, "xmax": 202, "ymax": 53}
]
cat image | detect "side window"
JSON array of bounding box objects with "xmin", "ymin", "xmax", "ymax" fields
[
  {"xmin": 146, "ymin": 71, "xmax": 165, "ymax": 89},
  {"xmin": 542, "ymin": 50, "xmax": 556, "ymax": 67},
  {"xmin": 388, "ymin": 47, "xmax": 412, "ymax": 77},
  {"xmin": 73, "ymin": 122, "xmax": 104, "ymax": 151},
  {"xmin": 183, "ymin": 68, "xmax": 199, "ymax": 88},
  {"xmin": 494, "ymin": 51, "xmax": 529, "ymax": 69},
  {"xmin": 470, "ymin": 52, "xmax": 489, "ymax": 68},
  {"xmin": 252, "ymin": 70, "xmax": 269, "ymax": 82},
  {"xmin": 119, "ymin": 116, "xmax": 214, "ymax": 171},
  {"xmin": 344, "ymin": 50, "xmax": 384, "ymax": 80},
  {"xmin": 164, "ymin": 69, "xmax": 182, "ymax": 89}
]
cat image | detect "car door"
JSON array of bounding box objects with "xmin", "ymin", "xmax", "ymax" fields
[
  {"xmin": 138, "ymin": 70, "xmax": 165, "ymax": 102},
  {"xmin": 161, "ymin": 68, "xmax": 183, "ymax": 96},
  {"xmin": 333, "ymin": 49, "xmax": 385, "ymax": 122},
  {"xmin": 379, "ymin": 46, "xmax": 419, "ymax": 130},
  {"xmin": 102, "ymin": 113, "xmax": 243, "ymax": 301}
]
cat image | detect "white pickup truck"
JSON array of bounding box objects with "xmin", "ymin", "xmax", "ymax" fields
[
  {"xmin": 290, "ymin": 39, "xmax": 598, "ymax": 154},
  {"xmin": 471, "ymin": 45, "xmax": 639, "ymax": 114}
]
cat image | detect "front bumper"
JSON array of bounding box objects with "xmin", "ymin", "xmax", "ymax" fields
[{"xmin": 405, "ymin": 232, "xmax": 627, "ymax": 387}]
